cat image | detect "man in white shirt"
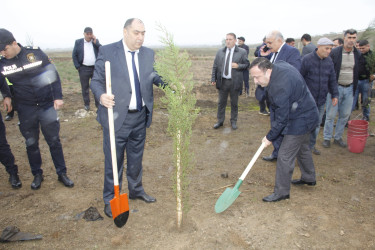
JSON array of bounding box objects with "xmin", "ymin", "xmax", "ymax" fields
[{"xmin": 72, "ymin": 27, "xmax": 101, "ymax": 111}]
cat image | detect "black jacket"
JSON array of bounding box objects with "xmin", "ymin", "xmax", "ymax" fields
[
  {"xmin": 330, "ymin": 46, "xmax": 361, "ymax": 95},
  {"xmin": 0, "ymin": 45, "xmax": 62, "ymax": 106},
  {"xmin": 266, "ymin": 61, "xmax": 319, "ymax": 141}
]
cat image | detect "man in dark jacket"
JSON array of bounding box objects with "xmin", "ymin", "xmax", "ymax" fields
[
  {"xmin": 0, "ymin": 74, "xmax": 22, "ymax": 189},
  {"xmin": 250, "ymin": 58, "xmax": 319, "ymax": 202},
  {"xmin": 257, "ymin": 30, "xmax": 301, "ymax": 162},
  {"xmin": 237, "ymin": 36, "xmax": 250, "ymax": 96},
  {"xmin": 323, "ymin": 29, "xmax": 361, "ymax": 148},
  {"xmin": 211, "ymin": 33, "xmax": 249, "ymax": 130},
  {"xmin": 72, "ymin": 27, "xmax": 101, "ymax": 110},
  {"xmin": 300, "ymin": 37, "xmax": 338, "ymax": 155},
  {"xmin": 352, "ymin": 39, "xmax": 374, "ymax": 121}
]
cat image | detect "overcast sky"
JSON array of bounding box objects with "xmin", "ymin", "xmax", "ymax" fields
[{"xmin": 2, "ymin": 0, "xmax": 375, "ymax": 50}]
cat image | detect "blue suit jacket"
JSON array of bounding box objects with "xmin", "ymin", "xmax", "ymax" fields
[
  {"xmin": 90, "ymin": 40, "xmax": 163, "ymax": 131},
  {"xmin": 274, "ymin": 43, "xmax": 301, "ymax": 71},
  {"xmin": 255, "ymin": 44, "xmax": 301, "ymax": 102},
  {"xmin": 266, "ymin": 61, "xmax": 319, "ymax": 141},
  {"xmin": 72, "ymin": 38, "xmax": 101, "ymax": 69}
]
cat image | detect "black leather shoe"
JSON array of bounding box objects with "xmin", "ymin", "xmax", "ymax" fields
[
  {"xmin": 5, "ymin": 115, "xmax": 13, "ymax": 121},
  {"xmin": 58, "ymin": 173, "xmax": 74, "ymax": 187},
  {"xmin": 31, "ymin": 174, "xmax": 44, "ymax": 190},
  {"xmin": 291, "ymin": 179, "xmax": 316, "ymax": 186},
  {"xmin": 129, "ymin": 193, "xmax": 156, "ymax": 203},
  {"xmin": 9, "ymin": 173, "xmax": 22, "ymax": 189},
  {"xmin": 262, "ymin": 155, "xmax": 277, "ymax": 162},
  {"xmin": 104, "ymin": 204, "xmax": 112, "ymax": 218},
  {"xmin": 231, "ymin": 122, "xmax": 237, "ymax": 130},
  {"xmin": 312, "ymin": 147, "xmax": 321, "ymax": 155},
  {"xmin": 322, "ymin": 140, "xmax": 330, "ymax": 148},
  {"xmin": 262, "ymin": 193, "xmax": 290, "ymax": 202},
  {"xmin": 333, "ymin": 138, "xmax": 347, "ymax": 148},
  {"xmin": 213, "ymin": 122, "xmax": 223, "ymax": 129},
  {"xmin": 84, "ymin": 105, "xmax": 90, "ymax": 111}
]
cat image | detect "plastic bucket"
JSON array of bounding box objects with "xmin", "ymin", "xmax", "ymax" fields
[
  {"xmin": 348, "ymin": 120, "xmax": 369, "ymax": 129},
  {"xmin": 347, "ymin": 134, "xmax": 368, "ymax": 153},
  {"xmin": 347, "ymin": 128, "xmax": 368, "ymax": 135}
]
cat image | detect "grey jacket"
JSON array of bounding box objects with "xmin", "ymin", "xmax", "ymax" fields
[
  {"xmin": 90, "ymin": 40, "xmax": 163, "ymax": 131},
  {"xmin": 211, "ymin": 45, "xmax": 249, "ymax": 91}
]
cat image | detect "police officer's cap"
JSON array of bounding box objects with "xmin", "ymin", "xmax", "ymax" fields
[
  {"xmin": 84, "ymin": 27, "xmax": 93, "ymax": 33},
  {"xmin": 0, "ymin": 29, "xmax": 16, "ymax": 51}
]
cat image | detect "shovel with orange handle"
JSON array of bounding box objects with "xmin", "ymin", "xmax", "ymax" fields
[{"xmin": 105, "ymin": 61, "xmax": 129, "ymax": 227}]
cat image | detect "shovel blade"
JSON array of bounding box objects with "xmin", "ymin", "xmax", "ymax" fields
[
  {"xmin": 110, "ymin": 193, "xmax": 129, "ymax": 228},
  {"xmin": 215, "ymin": 187, "xmax": 241, "ymax": 213}
]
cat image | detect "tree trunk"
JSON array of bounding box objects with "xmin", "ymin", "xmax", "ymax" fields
[{"xmin": 176, "ymin": 129, "xmax": 182, "ymax": 228}]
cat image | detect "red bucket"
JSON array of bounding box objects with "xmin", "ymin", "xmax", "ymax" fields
[
  {"xmin": 347, "ymin": 128, "xmax": 368, "ymax": 135},
  {"xmin": 347, "ymin": 134, "xmax": 368, "ymax": 153},
  {"xmin": 348, "ymin": 120, "xmax": 369, "ymax": 129}
]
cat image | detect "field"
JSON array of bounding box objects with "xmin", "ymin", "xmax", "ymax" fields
[{"xmin": 0, "ymin": 48, "xmax": 375, "ymax": 249}]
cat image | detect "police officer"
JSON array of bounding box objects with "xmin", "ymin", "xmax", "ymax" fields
[
  {"xmin": 0, "ymin": 73, "xmax": 22, "ymax": 188},
  {"xmin": 0, "ymin": 28, "xmax": 74, "ymax": 190}
]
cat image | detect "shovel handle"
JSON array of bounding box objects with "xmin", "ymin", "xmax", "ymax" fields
[
  {"xmin": 239, "ymin": 142, "xmax": 266, "ymax": 181},
  {"xmin": 105, "ymin": 61, "xmax": 119, "ymax": 187}
]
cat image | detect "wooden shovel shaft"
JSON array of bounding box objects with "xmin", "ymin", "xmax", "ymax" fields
[
  {"xmin": 239, "ymin": 142, "xmax": 266, "ymax": 181},
  {"xmin": 105, "ymin": 61, "xmax": 119, "ymax": 188}
]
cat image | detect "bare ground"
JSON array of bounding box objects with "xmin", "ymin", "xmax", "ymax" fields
[{"xmin": 0, "ymin": 55, "xmax": 375, "ymax": 249}]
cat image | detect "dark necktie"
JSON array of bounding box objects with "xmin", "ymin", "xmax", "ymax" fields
[
  {"xmin": 129, "ymin": 51, "xmax": 142, "ymax": 111},
  {"xmin": 224, "ymin": 48, "xmax": 231, "ymax": 76},
  {"xmin": 271, "ymin": 52, "xmax": 278, "ymax": 63}
]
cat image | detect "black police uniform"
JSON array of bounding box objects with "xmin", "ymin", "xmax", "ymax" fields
[
  {"xmin": 0, "ymin": 75, "xmax": 19, "ymax": 175},
  {"xmin": 0, "ymin": 44, "xmax": 67, "ymax": 176}
]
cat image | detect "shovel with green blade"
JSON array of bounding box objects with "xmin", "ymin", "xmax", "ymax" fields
[{"xmin": 215, "ymin": 142, "xmax": 266, "ymax": 213}]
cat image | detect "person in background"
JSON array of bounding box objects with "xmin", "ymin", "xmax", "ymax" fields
[
  {"xmin": 323, "ymin": 29, "xmax": 361, "ymax": 148},
  {"xmin": 211, "ymin": 33, "xmax": 249, "ymax": 130},
  {"xmin": 254, "ymin": 36, "xmax": 270, "ymax": 116},
  {"xmin": 72, "ymin": 27, "xmax": 102, "ymax": 111},
  {"xmin": 286, "ymin": 38, "xmax": 295, "ymax": 47},
  {"xmin": 333, "ymin": 38, "xmax": 344, "ymax": 48},
  {"xmin": 301, "ymin": 33, "xmax": 316, "ymax": 56},
  {"xmin": 254, "ymin": 37, "xmax": 267, "ymax": 57},
  {"xmin": 353, "ymin": 39, "xmax": 374, "ymax": 121},
  {"xmin": 300, "ymin": 37, "xmax": 338, "ymax": 155},
  {"xmin": 0, "ymin": 28, "xmax": 74, "ymax": 190},
  {"xmin": 237, "ymin": 37, "xmax": 250, "ymax": 96},
  {"xmin": 0, "ymin": 73, "xmax": 22, "ymax": 189},
  {"xmin": 250, "ymin": 57, "xmax": 319, "ymax": 202}
]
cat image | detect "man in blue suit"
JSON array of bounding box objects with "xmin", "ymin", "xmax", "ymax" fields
[
  {"xmin": 257, "ymin": 31, "xmax": 301, "ymax": 162},
  {"xmin": 72, "ymin": 27, "xmax": 101, "ymax": 111},
  {"xmin": 90, "ymin": 18, "xmax": 164, "ymax": 218},
  {"xmin": 250, "ymin": 58, "xmax": 319, "ymax": 202}
]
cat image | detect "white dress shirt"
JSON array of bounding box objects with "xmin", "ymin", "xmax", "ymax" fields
[
  {"xmin": 82, "ymin": 40, "xmax": 96, "ymax": 66},
  {"xmin": 222, "ymin": 47, "xmax": 234, "ymax": 79},
  {"xmin": 122, "ymin": 40, "xmax": 144, "ymax": 110},
  {"xmin": 270, "ymin": 42, "xmax": 286, "ymax": 63}
]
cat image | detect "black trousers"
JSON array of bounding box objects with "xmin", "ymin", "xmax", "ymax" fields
[
  {"xmin": 240, "ymin": 69, "xmax": 249, "ymax": 95},
  {"xmin": 0, "ymin": 114, "xmax": 18, "ymax": 175},
  {"xmin": 102, "ymin": 107, "xmax": 147, "ymax": 204},
  {"xmin": 78, "ymin": 65, "xmax": 98, "ymax": 107},
  {"xmin": 217, "ymin": 79, "xmax": 239, "ymax": 123},
  {"xmin": 18, "ymin": 104, "xmax": 66, "ymax": 176}
]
